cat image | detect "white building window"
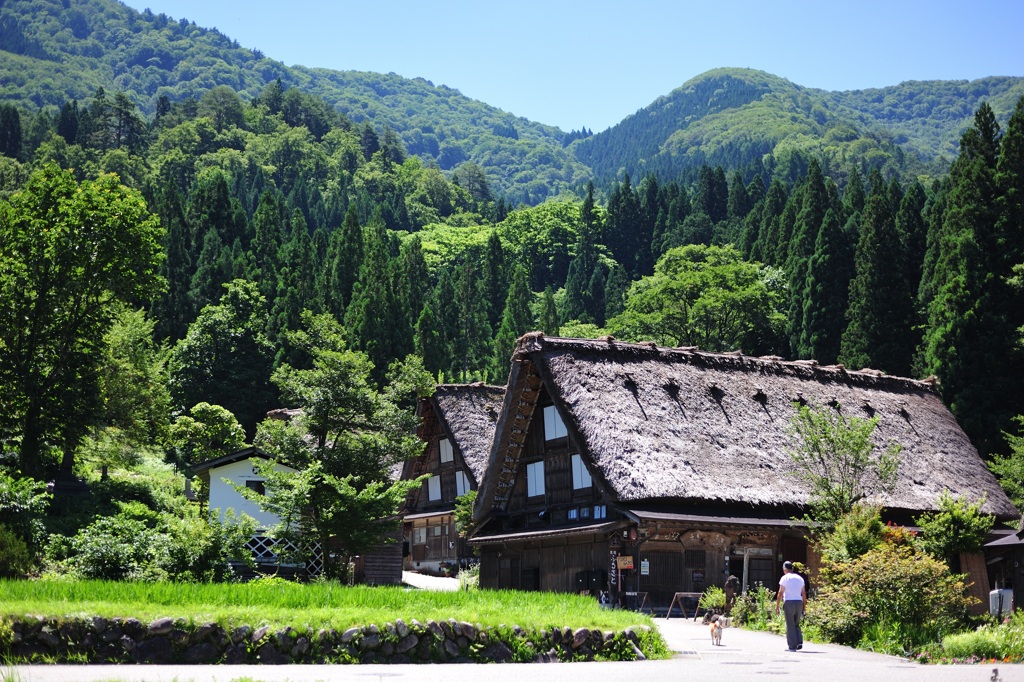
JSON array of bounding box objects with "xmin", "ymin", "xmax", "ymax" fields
[
  {"xmin": 571, "ymin": 454, "xmax": 592, "ymax": 490},
  {"xmin": 413, "ymin": 527, "xmax": 426, "ymax": 544},
  {"xmin": 439, "ymin": 438, "xmax": 454, "ymax": 463},
  {"xmin": 527, "ymin": 461, "xmax": 545, "ymax": 497},
  {"xmin": 427, "ymin": 475, "xmax": 441, "ymax": 501},
  {"xmin": 594, "ymin": 504, "xmax": 607, "ymax": 519},
  {"xmin": 567, "ymin": 508, "xmax": 578, "ymax": 520},
  {"xmin": 455, "ymin": 470, "xmax": 471, "ymax": 497},
  {"xmin": 543, "ymin": 405, "xmax": 567, "ymax": 441},
  {"xmin": 245, "ymin": 480, "xmax": 266, "ymax": 496}
]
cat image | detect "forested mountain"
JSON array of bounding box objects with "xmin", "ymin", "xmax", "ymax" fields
[
  {"xmin": 0, "ymin": 0, "xmax": 587, "ymax": 204},
  {"xmin": 2, "ymin": 0, "xmax": 1023, "ymax": 206},
  {"xmin": 574, "ymin": 68, "xmax": 1024, "ymax": 187}
]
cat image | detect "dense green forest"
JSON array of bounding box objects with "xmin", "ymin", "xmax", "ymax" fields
[
  {"xmin": 0, "ymin": 0, "xmax": 585, "ymax": 204},
  {"xmin": 2, "ymin": 0, "xmax": 1024, "ymax": 584}
]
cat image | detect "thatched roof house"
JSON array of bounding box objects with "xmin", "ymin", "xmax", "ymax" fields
[
  {"xmin": 477, "ymin": 334, "xmax": 1016, "ymax": 519},
  {"xmin": 402, "ymin": 383, "xmax": 505, "ymax": 573},
  {"xmin": 416, "ymin": 383, "xmax": 506, "ymax": 486},
  {"xmin": 469, "ymin": 334, "xmax": 1017, "ymax": 603}
]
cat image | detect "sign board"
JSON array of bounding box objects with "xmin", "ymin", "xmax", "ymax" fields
[
  {"xmin": 617, "ymin": 555, "xmax": 634, "ymax": 570},
  {"xmin": 609, "ymin": 550, "xmax": 618, "ymax": 587},
  {"xmin": 640, "ymin": 558, "xmax": 650, "ymax": 576}
]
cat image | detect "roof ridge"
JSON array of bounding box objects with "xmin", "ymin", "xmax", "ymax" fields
[{"xmin": 515, "ymin": 333, "xmax": 935, "ymax": 393}]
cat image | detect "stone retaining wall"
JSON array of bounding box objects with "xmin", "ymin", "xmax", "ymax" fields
[{"xmin": 3, "ymin": 615, "xmax": 653, "ymax": 664}]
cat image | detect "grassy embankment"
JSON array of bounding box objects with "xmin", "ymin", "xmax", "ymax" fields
[{"xmin": 0, "ymin": 579, "xmax": 660, "ymax": 636}]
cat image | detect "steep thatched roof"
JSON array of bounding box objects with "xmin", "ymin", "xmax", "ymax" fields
[
  {"xmin": 478, "ymin": 334, "xmax": 1018, "ymax": 521},
  {"xmin": 431, "ymin": 383, "xmax": 506, "ymax": 483}
]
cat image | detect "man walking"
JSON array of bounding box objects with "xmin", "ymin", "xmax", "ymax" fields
[{"xmin": 775, "ymin": 560, "xmax": 806, "ymax": 651}]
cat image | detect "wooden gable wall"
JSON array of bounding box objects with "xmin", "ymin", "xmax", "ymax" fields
[
  {"xmin": 498, "ymin": 385, "xmax": 607, "ymax": 531},
  {"xmin": 406, "ymin": 399, "xmax": 475, "ymax": 514}
]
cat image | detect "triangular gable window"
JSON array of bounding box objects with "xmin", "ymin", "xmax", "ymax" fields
[
  {"xmin": 571, "ymin": 454, "xmax": 592, "ymax": 490},
  {"xmin": 439, "ymin": 438, "xmax": 454, "ymax": 463},
  {"xmin": 456, "ymin": 470, "xmax": 471, "ymax": 497},
  {"xmin": 427, "ymin": 475, "xmax": 442, "ymax": 501},
  {"xmin": 543, "ymin": 405, "xmax": 567, "ymax": 441}
]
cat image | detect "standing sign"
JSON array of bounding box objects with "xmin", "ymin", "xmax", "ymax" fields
[
  {"xmin": 617, "ymin": 555, "xmax": 634, "ymax": 570},
  {"xmin": 609, "ymin": 549, "xmax": 618, "ymax": 587},
  {"xmin": 640, "ymin": 558, "xmax": 650, "ymax": 576}
]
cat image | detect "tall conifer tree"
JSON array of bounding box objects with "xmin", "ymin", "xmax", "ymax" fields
[
  {"xmin": 800, "ymin": 208, "xmax": 854, "ymax": 364},
  {"xmin": 344, "ymin": 218, "xmax": 404, "ymax": 385},
  {"xmin": 415, "ymin": 271, "xmax": 458, "ymax": 379},
  {"xmin": 840, "ymin": 175, "xmax": 915, "ymax": 375},
  {"xmin": 923, "ymin": 100, "xmax": 1023, "ymax": 453},
  {"xmin": 490, "ymin": 265, "xmax": 533, "ymax": 381},
  {"xmin": 787, "ymin": 159, "xmax": 829, "ymax": 357},
  {"xmin": 482, "ymin": 231, "xmax": 507, "ymax": 331}
]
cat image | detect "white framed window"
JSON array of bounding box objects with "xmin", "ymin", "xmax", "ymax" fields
[
  {"xmin": 526, "ymin": 461, "xmax": 545, "ymax": 497},
  {"xmin": 581, "ymin": 505, "xmax": 591, "ymax": 519},
  {"xmin": 543, "ymin": 405, "xmax": 567, "ymax": 441},
  {"xmin": 439, "ymin": 438, "xmax": 454, "ymax": 463},
  {"xmin": 567, "ymin": 508, "xmax": 578, "ymax": 520},
  {"xmin": 413, "ymin": 527, "xmax": 426, "ymax": 544},
  {"xmin": 455, "ymin": 470, "xmax": 471, "ymax": 497},
  {"xmin": 571, "ymin": 454, "xmax": 592, "ymax": 490},
  {"xmin": 431, "ymin": 524, "xmax": 442, "ymax": 537},
  {"xmin": 594, "ymin": 504, "xmax": 607, "ymax": 519},
  {"xmin": 427, "ymin": 475, "xmax": 441, "ymax": 501}
]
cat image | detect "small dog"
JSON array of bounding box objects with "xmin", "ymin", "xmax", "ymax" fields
[{"xmin": 709, "ymin": 614, "xmax": 723, "ymax": 646}]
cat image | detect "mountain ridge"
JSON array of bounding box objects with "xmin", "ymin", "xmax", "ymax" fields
[{"xmin": 1, "ymin": 0, "xmax": 1022, "ymax": 200}]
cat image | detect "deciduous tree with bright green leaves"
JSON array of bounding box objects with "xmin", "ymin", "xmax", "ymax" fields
[
  {"xmin": 914, "ymin": 493, "xmax": 994, "ymax": 570},
  {"xmin": 166, "ymin": 402, "xmax": 247, "ymax": 468},
  {"xmin": 0, "ymin": 164, "xmax": 164, "ymax": 480},
  {"xmin": 786, "ymin": 403, "xmax": 901, "ymax": 529},
  {"xmin": 253, "ymin": 311, "xmax": 431, "ymax": 579},
  {"xmin": 608, "ymin": 243, "xmax": 786, "ymax": 355}
]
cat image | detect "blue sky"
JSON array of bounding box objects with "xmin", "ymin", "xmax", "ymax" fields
[{"xmin": 119, "ymin": 0, "xmax": 1024, "ymax": 132}]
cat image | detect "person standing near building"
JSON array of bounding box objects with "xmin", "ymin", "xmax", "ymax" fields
[{"xmin": 775, "ymin": 560, "xmax": 806, "ymax": 651}]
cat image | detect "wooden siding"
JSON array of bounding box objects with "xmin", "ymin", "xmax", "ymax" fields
[{"xmin": 353, "ymin": 534, "xmax": 403, "ymax": 586}]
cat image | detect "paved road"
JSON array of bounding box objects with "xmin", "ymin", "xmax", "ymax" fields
[{"xmin": 9, "ymin": 617, "xmax": 1024, "ymax": 682}]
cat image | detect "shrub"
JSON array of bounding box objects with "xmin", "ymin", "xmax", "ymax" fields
[
  {"xmin": 699, "ymin": 585, "xmax": 726, "ymax": 612},
  {"xmin": 940, "ymin": 627, "xmax": 1002, "ymax": 660},
  {"xmin": 153, "ymin": 510, "xmax": 255, "ymax": 582},
  {"xmin": 458, "ymin": 562, "xmax": 480, "ymax": 591},
  {"xmin": 0, "ymin": 524, "xmax": 31, "ymax": 578},
  {"xmin": 0, "ymin": 472, "xmax": 50, "ymax": 551},
  {"xmin": 806, "ymin": 538, "xmax": 974, "ymax": 653},
  {"xmin": 731, "ymin": 585, "xmax": 780, "ymax": 632},
  {"xmin": 70, "ymin": 514, "xmax": 157, "ymax": 580},
  {"xmin": 937, "ymin": 610, "xmax": 1024, "ymax": 662},
  {"xmin": 817, "ymin": 503, "xmax": 884, "ymax": 562}
]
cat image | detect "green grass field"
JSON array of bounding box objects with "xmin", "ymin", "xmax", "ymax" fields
[{"xmin": 0, "ymin": 579, "xmax": 658, "ymax": 634}]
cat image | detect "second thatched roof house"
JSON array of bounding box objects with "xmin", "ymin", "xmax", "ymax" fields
[
  {"xmin": 470, "ymin": 334, "xmax": 1017, "ymax": 610},
  {"xmin": 402, "ymin": 383, "xmax": 505, "ymax": 575}
]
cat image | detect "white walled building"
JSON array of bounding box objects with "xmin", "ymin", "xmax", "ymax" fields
[{"xmin": 190, "ymin": 447, "xmax": 295, "ymax": 531}]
